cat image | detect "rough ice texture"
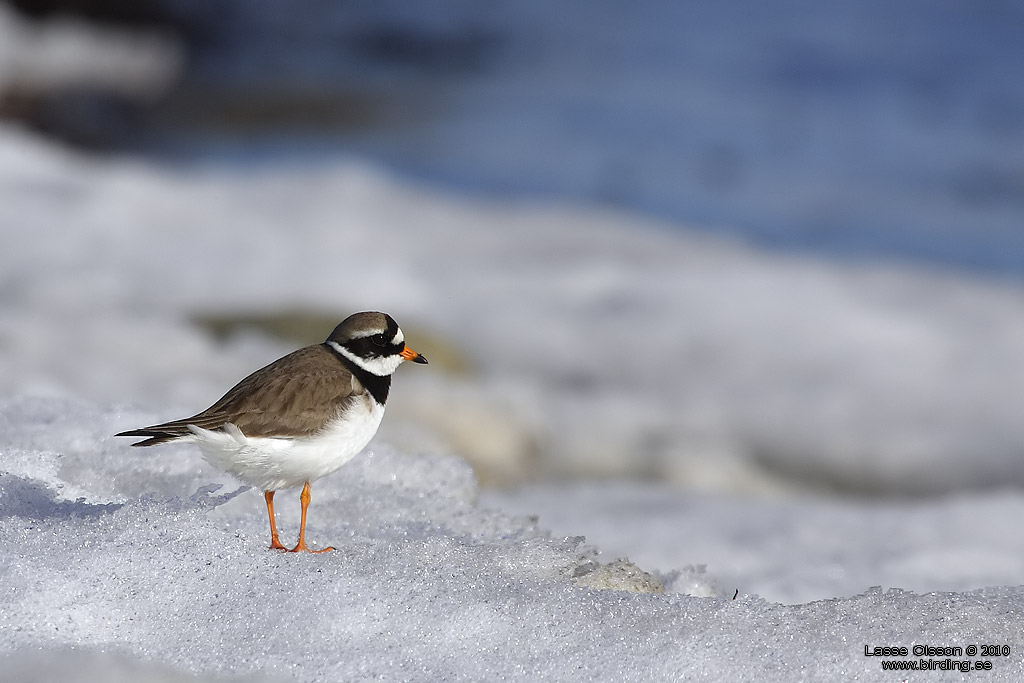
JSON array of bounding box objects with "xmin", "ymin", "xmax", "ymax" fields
[
  {"xmin": 3, "ymin": 397, "xmax": 1024, "ymax": 682},
  {"xmin": 4, "ymin": 124, "xmax": 1024, "ymax": 494},
  {"xmin": 486, "ymin": 482, "xmax": 1024, "ymax": 605},
  {"xmin": 0, "ymin": 122, "xmax": 1022, "ymax": 679}
]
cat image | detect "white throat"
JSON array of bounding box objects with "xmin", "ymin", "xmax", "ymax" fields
[{"xmin": 327, "ymin": 340, "xmax": 403, "ymax": 376}]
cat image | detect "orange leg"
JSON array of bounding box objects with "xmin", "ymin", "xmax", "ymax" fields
[
  {"xmin": 288, "ymin": 481, "xmax": 334, "ymax": 553},
  {"xmin": 265, "ymin": 491, "xmax": 288, "ymax": 550}
]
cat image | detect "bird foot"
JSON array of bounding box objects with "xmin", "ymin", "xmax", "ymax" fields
[{"xmin": 288, "ymin": 542, "xmax": 335, "ymax": 554}]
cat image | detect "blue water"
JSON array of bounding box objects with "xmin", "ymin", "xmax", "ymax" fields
[{"xmin": 185, "ymin": 0, "xmax": 1024, "ymax": 275}]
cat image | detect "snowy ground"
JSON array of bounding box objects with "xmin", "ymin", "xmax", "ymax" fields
[
  {"xmin": 2, "ymin": 125, "xmax": 1024, "ymax": 679},
  {"xmin": 485, "ymin": 483, "xmax": 1024, "ymax": 605},
  {"xmin": 3, "ymin": 397, "xmax": 1024, "ymax": 682},
  {"xmin": 5, "ymin": 124, "xmax": 1024, "ymax": 494}
]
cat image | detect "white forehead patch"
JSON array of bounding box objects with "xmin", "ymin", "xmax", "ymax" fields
[
  {"xmin": 353, "ymin": 328, "xmax": 386, "ymax": 339},
  {"xmin": 392, "ymin": 328, "xmax": 405, "ymax": 346},
  {"xmin": 327, "ymin": 341, "xmax": 404, "ymax": 376}
]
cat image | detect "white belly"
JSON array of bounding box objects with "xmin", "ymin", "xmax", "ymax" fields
[{"xmin": 183, "ymin": 397, "xmax": 385, "ymax": 491}]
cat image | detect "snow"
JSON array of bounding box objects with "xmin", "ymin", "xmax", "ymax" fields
[
  {"xmin": 2, "ymin": 122, "xmax": 1024, "ymax": 680},
  {"xmin": 3, "ymin": 397, "xmax": 1024, "ymax": 682},
  {"xmin": 0, "ymin": 4, "xmax": 180, "ymax": 97},
  {"xmin": 486, "ymin": 482, "xmax": 1024, "ymax": 605},
  {"xmin": 4, "ymin": 124, "xmax": 1024, "ymax": 494}
]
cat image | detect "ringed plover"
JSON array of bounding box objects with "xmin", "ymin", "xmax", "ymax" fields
[{"xmin": 117, "ymin": 311, "xmax": 427, "ymax": 553}]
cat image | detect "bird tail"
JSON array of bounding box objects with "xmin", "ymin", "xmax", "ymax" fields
[
  {"xmin": 117, "ymin": 408, "xmax": 232, "ymax": 447},
  {"xmin": 114, "ymin": 428, "xmax": 188, "ymax": 447}
]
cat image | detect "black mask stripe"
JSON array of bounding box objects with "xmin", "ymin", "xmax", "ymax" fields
[{"xmin": 323, "ymin": 343, "xmax": 392, "ymax": 405}]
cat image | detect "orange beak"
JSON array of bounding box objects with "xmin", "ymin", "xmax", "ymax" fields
[{"xmin": 400, "ymin": 345, "xmax": 428, "ymax": 364}]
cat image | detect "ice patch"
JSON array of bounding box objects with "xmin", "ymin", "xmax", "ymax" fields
[
  {"xmin": 486, "ymin": 482, "xmax": 1024, "ymax": 605},
  {"xmin": 1, "ymin": 398, "xmax": 1023, "ymax": 681},
  {"xmin": 4, "ymin": 125, "xmax": 1024, "ymax": 495}
]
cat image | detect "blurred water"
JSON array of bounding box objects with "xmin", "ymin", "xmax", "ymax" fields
[{"xmin": 167, "ymin": 0, "xmax": 1024, "ymax": 275}]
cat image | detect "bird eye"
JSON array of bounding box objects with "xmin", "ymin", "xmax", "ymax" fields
[{"xmin": 371, "ymin": 333, "xmax": 388, "ymax": 347}]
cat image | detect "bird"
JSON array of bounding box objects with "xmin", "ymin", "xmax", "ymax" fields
[{"xmin": 116, "ymin": 311, "xmax": 428, "ymax": 553}]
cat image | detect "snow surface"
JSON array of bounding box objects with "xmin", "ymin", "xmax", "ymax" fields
[
  {"xmin": 0, "ymin": 4, "xmax": 180, "ymax": 97},
  {"xmin": 4, "ymin": 124, "xmax": 1024, "ymax": 494},
  {"xmin": 486, "ymin": 482, "xmax": 1024, "ymax": 605},
  {"xmin": 2, "ymin": 124, "xmax": 1024, "ymax": 680},
  {"xmin": 3, "ymin": 397, "xmax": 1024, "ymax": 682}
]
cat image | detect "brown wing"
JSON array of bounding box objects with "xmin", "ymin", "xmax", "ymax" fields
[{"xmin": 116, "ymin": 345, "xmax": 362, "ymax": 446}]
